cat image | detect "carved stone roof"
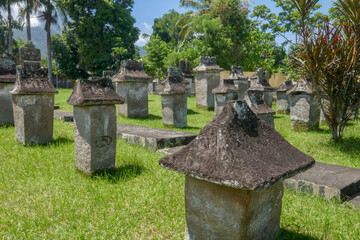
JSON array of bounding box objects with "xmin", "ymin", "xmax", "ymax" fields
[
  {"xmin": 112, "ymin": 59, "xmax": 152, "ymax": 82},
  {"xmin": 277, "ymin": 80, "xmax": 296, "ymax": 92},
  {"xmin": 67, "ymin": 78, "xmax": 124, "ymax": 105},
  {"xmin": 159, "ymin": 100, "xmax": 315, "ymax": 191},
  {"xmin": 227, "ymin": 66, "xmax": 248, "ymax": 81},
  {"xmin": 0, "ymin": 57, "xmax": 16, "ymax": 83},
  {"xmin": 11, "ymin": 66, "xmax": 57, "ymax": 94},
  {"xmin": 179, "ymin": 60, "xmax": 194, "ymax": 79},
  {"xmin": 193, "ymin": 56, "xmax": 223, "ymax": 72},
  {"xmin": 249, "ymin": 68, "xmax": 275, "ymax": 91},
  {"xmin": 158, "ymin": 67, "xmax": 187, "ymax": 95},
  {"xmin": 287, "ymin": 78, "xmax": 316, "ymax": 95},
  {"xmin": 212, "ymin": 79, "xmax": 240, "ymax": 94}
]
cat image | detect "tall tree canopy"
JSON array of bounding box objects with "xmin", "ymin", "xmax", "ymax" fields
[{"xmin": 61, "ymin": 0, "xmax": 139, "ymax": 75}]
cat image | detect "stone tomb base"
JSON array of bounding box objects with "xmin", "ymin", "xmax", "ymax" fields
[
  {"xmin": 185, "ymin": 176, "xmax": 283, "ymax": 240},
  {"xmin": 161, "ymin": 94, "xmax": 187, "ymax": 128},
  {"xmin": 276, "ymin": 92, "xmax": 290, "ymax": 114},
  {"xmin": 0, "ymin": 82, "xmax": 15, "ymax": 125},
  {"xmin": 195, "ymin": 72, "xmax": 220, "ymax": 110},
  {"xmin": 12, "ymin": 94, "xmax": 54, "ymax": 145},
  {"xmin": 290, "ymin": 94, "xmax": 320, "ymax": 131},
  {"xmin": 115, "ymin": 82, "xmax": 148, "ymax": 118},
  {"xmin": 74, "ymin": 105, "xmax": 117, "ymax": 174}
]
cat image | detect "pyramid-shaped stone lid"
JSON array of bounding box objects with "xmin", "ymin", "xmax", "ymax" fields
[
  {"xmin": 227, "ymin": 66, "xmax": 248, "ymax": 81},
  {"xmin": 179, "ymin": 60, "xmax": 194, "ymax": 79},
  {"xmin": 0, "ymin": 57, "xmax": 16, "ymax": 83},
  {"xmin": 245, "ymin": 90, "xmax": 275, "ymax": 116},
  {"xmin": 159, "ymin": 100, "xmax": 315, "ymax": 191},
  {"xmin": 10, "ymin": 66, "xmax": 57, "ymax": 95},
  {"xmin": 112, "ymin": 59, "xmax": 152, "ymax": 83},
  {"xmin": 20, "ymin": 41, "xmax": 41, "ymax": 62},
  {"xmin": 67, "ymin": 78, "xmax": 124, "ymax": 106},
  {"xmin": 159, "ymin": 67, "xmax": 187, "ymax": 95},
  {"xmin": 212, "ymin": 79, "xmax": 239, "ymax": 94},
  {"xmin": 287, "ymin": 78, "xmax": 316, "ymax": 95},
  {"xmin": 277, "ymin": 80, "xmax": 296, "ymax": 92},
  {"xmin": 249, "ymin": 68, "xmax": 275, "ymax": 90},
  {"xmin": 193, "ymin": 56, "xmax": 224, "ymax": 72}
]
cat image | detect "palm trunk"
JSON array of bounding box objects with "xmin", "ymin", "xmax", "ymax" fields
[
  {"xmin": 26, "ymin": 11, "xmax": 31, "ymax": 41},
  {"xmin": 7, "ymin": 1, "xmax": 13, "ymax": 55},
  {"xmin": 46, "ymin": 21, "xmax": 53, "ymax": 82}
]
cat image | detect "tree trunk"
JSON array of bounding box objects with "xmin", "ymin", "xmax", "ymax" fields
[
  {"xmin": 46, "ymin": 21, "xmax": 53, "ymax": 82},
  {"xmin": 7, "ymin": 1, "xmax": 13, "ymax": 55},
  {"xmin": 26, "ymin": 11, "xmax": 31, "ymax": 41}
]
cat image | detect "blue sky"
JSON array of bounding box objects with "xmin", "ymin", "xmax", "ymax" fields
[{"xmin": 133, "ymin": 0, "xmax": 335, "ymax": 46}]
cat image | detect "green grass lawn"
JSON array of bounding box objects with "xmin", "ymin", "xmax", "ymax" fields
[{"xmin": 0, "ymin": 88, "xmax": 359, "ymax": 239}]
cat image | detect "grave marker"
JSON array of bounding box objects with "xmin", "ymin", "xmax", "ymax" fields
[
  {"xmin": 212, "ymin": 79, "xmax": 240, "ymax": 116},
  {"xmin": 0, "ymin": 56, "xmax": 16, "ymax": 125},
  {"xmin": 227, "ymin": 66, "xmax": 250, "ymax": 100}
]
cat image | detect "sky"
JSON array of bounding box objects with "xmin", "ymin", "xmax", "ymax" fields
[{"xmin": 133, "ymin": 0, "xmax": 335, "ymax": 46}]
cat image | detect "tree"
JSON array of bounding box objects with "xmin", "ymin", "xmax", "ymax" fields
[
  {"xmin": 292, "ymin": 0, "xmax": 360, "ymax": 140},
  {"xmin": 0, "ymin": 0, "xmax": 19, "ymax": 55},
  {"xmin": 38, "ymin": 0, "xmax": 67, "ymax": 82},
  {"xmin": 17, "ymin": 0, "xmax": 40, "ymax": 41},
  {"xmin": 62, "ymin": 0, "xmax": 139, "ymax": 75}
]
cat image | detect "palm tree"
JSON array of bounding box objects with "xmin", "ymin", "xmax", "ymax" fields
[
  {"xmin": 38, "ymin": 0, "xmax": 66, "ymax": 82},
  {"xmin": 0, "ymin": 0, "xmax": 18, "ymax": 55},
  {"xmin": 18, "ymin": 0, "xmax": 40, "ymax": 41}
]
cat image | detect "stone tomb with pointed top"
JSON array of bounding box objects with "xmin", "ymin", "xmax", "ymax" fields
[
  {"xmin": 288, "ymin": 79, "xmax": 320, "ymax": 131},
  {"xmin": 193, "ymin": 56, "xmax": 223, "ymax": 110},
  {"xmin": 245, "ymin": 87, "xmax": 276, "ymax": 127},
  {"xmin": 159, "ymin": 68, "xmax": 188, "ymax": 128},
  {"xmin": 159, "ymin": 100, "xmax": 315, "ymax": 240},
  {"xmin": 276, "ymin": 80, "xmax": 296, "ymax": 114},
  {"xmin": 227, "ymin": 66, "xmax": 250, "ymax": 100},
  {"xmin": 249, "ymin": 68, "xmax": 275, "ymax": 108},
  {"xmin": 67, "ymin": 78, "xmax": 124, "ymax": 175},
  {"xmin": 179, "ymin": 60, "xmax": 194, "ymax": 97},
  {"xmin": 212, "ymin": 79, "xmax": 240, "ymax": 116},
  {"xmin": 0, "ymin": 57, "xmax": 16, "ymax": 125},
  {"xmin": 11, "ymin": 42, "xmax": 57, "ymax": 145},
  {"xmin": 112, "ymin": 60, "xmax": 152, "ymax": 118}
]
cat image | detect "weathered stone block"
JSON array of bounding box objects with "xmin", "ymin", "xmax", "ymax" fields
[
  {"xmin": 0, "ymin": 82, "xmax": 15, "ymax": 125},
  {"xmin": 290, "ymin": 94, "xmax": 320, "ymax": 131},
  {"xmin": 213, "ymin": 79, "xmax": 240, "ymax": 116},
  {"xmin": 115, "ymin": 82, "xmax": 148, "ymax": 117},
  {"xmin": 73, "ymin": 105, "xmax": 117, "ymax": 174},
  {"xmin": 12, "ymin": 95, "xmax": 54, "ymax": 145},
  {"xmin": 185, "ymin": 176, "xmax": 283, "ymax": 240},
  {"xmin": 161, "ymin": 94, "xmax": 187, "ymax": 127},
  {"xmin": 276, "ymin": 91, "xmax": 291, "ymax": 114}
]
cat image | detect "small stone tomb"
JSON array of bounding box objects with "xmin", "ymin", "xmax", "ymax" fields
[
  {"xmin": 227, "ymin": 66, "xmax": 250, "ymax": 100},
  {"xmin": 287, "ymin": 79, "xmax": 320, "ymax": 131},
  {"xmin": 0, "ymin": 56, "xmax": 16, "ymax": 125},
  {"xmin": 112, "ymin": 60, "xmax": 152, "ymax": 118},
  {"xmin": 245, "ymin": 87, "xmax": 276, "ymax": 127},
  {"xmin": 158, "ymin": 67, "xmax": 188, "ymax": 128},
  {"xmin": 212, "ymin": 79, "xmax": 240, "ymax": 116},
  {"xmin": 159, "ymin": 100, "xmax": 315, "ymax": 240},
  {"xmin": 193, "ymin": 56, "xmax": 223, "ymax": 110},
  {"xmin": 179, "ymin": 60, "xmax": 194, "ymax": 97},
  {"xmin": 249, "ymin": 68, "xmax": 275, "ymax": 108},
  {"xmin": 11, "ymin": 42, "xmax": 57, "ymax": 145},
  {"xmin": 276, "ymin": 80, "xmax": 296, "ymax": 114},
  {"xmin": 67, "ymin": 78, "xmax": 124, "ymax": 175}
]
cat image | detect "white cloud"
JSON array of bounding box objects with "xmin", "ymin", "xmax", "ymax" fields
[
  {"xmin": 2, "ymin": 4, "xmax": 42, "ymax": 27},
  {"xmin": 136, "ymin": 34, "xmax": 149, "ymax": 47},
  {"xmin": 143, "ymin": 22, "xmax": 152, "ymax": 33}
]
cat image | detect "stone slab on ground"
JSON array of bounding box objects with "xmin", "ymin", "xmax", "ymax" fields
[
  {"xmin": 285, "ymin": 162, "xmax": 360, "ymax": 202},
  {"xmin": 349, "ymin": 194, "xmax": 360, "ymax": 209},
  {"xmin": 54, "ymin": 110, "xmax": 74, "ymax": 122},
  {"xmin": 117, "ymin": 124, "xmax": 197, "ymax": 150},
  {"xmin": 157, "ymin": 145, "xmax": 186, "ymax": 155}
]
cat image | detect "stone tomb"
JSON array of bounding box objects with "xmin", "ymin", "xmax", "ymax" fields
[
  {"xmin": 276, "ymin": 80, "xmax": 296, "ymax": 114},
  {"xmin": 193, "ymin": 56, "xmax": 223, "ymax": 110},
  {"xmin": 227, "ymin": 66, "xmax": 250, "ymax": 100},
  {"xmin": 179, "ymin": 60, "xmax": 194, "ymax": 97},
  {"xmin": 0, "ymin": 56, "xmax": 16, "ymax": 125},
  {"xmin": 159, "ymin": 100, "xmax": 314, "ymax": 240},
  {"xmin": 212, "ymin": 79, "xmax": 240, "ymax": 116},
  {"xmin": 11, "ymin": 42, "xmax": 57, "ymax": 145},
  {"xmin": 245, "ymin": 87, "xmax": 276, "ymax": 127},
  {"xmin": 249, "ymin": 68, "xmax": 275, "ymax": 108},
  {"xmin": 112, "ymin": 60, "xmax": 152, "ymax": 118},
  {"xmin": 67, "ymin": 78, "xmax": 124, "ymax": 175},
  {"xmin": 288, "ymin": 79, "xmax": 320, "ymax": 131},
  {"xmin": 158, "ymin": 68, "xmax": 188, "ymax": 128}
]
